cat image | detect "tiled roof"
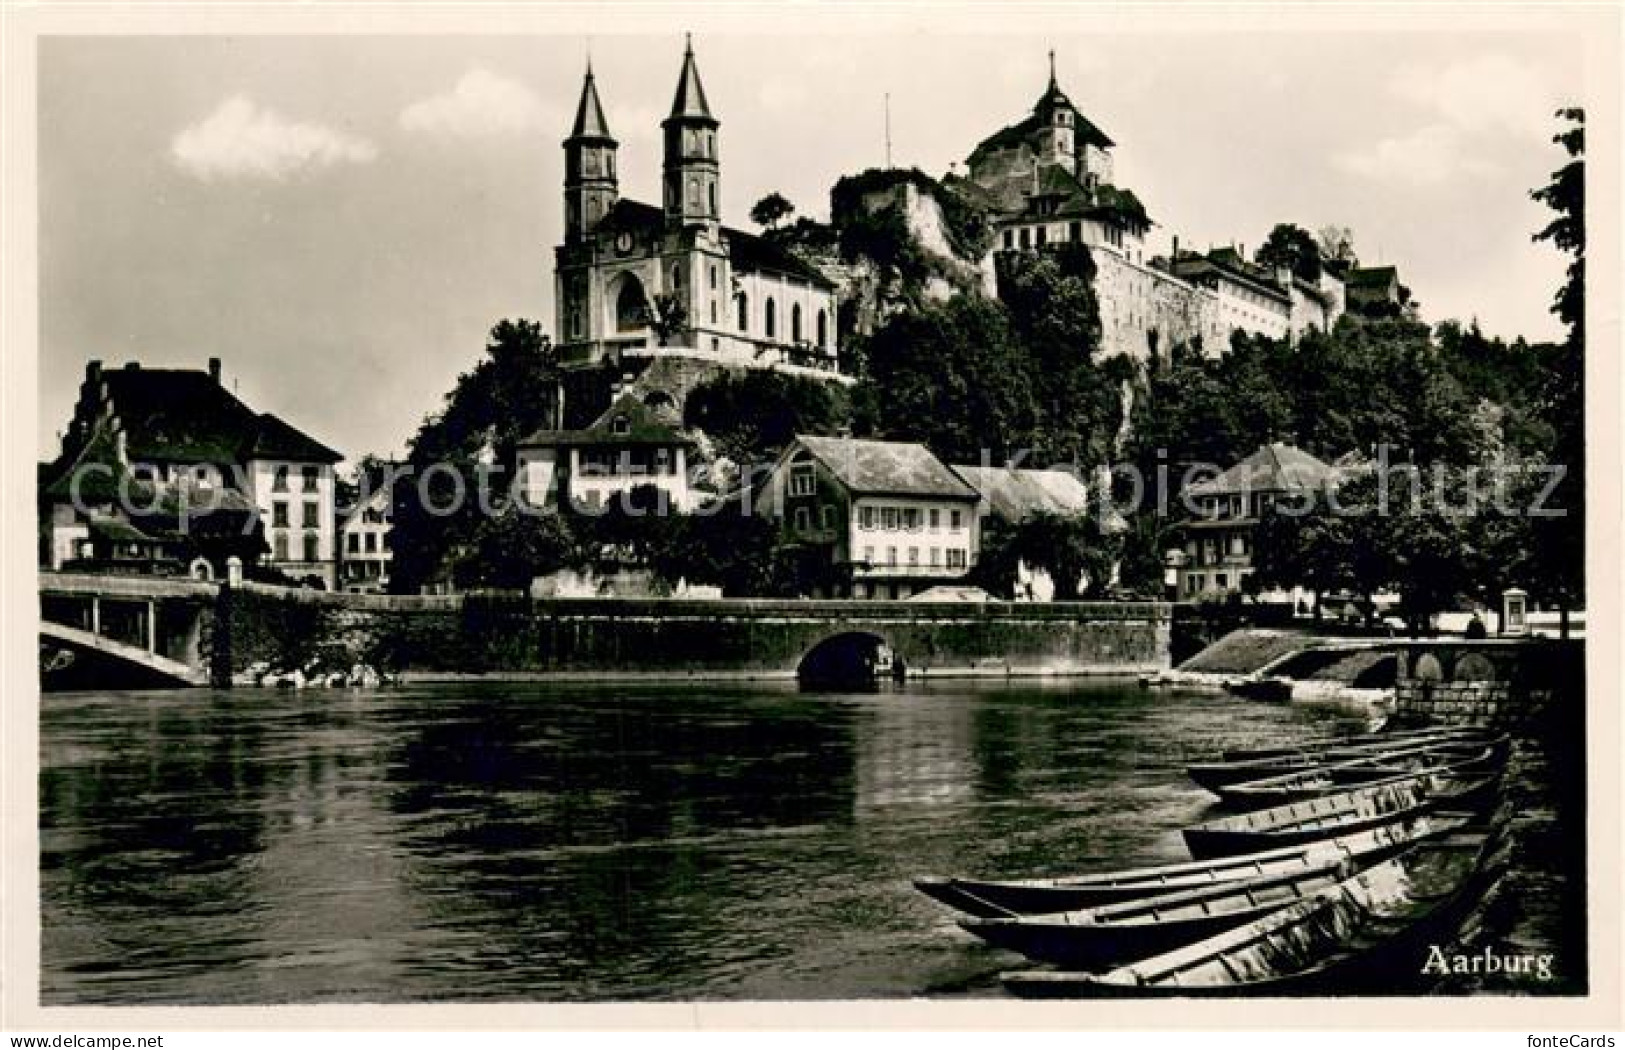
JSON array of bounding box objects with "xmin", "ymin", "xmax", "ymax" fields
[
  {"xmin": 94, "ymin": 366, "xmax": 341, "ymax": 465},
  {"xmin": 1185, "ymin": 443, "xmax": 1338, "ymax": 498},
  {"xmin": 952, "ymin": 465, "xmax": 1092, "ymax": 522},
  {"xmin": 1346, "ymin": 266, "xmax": 1398, "ymax": 288},
  {"xmin": 596, "ymin": 198, "xmax": 834, "ymax": 287},
  {"xmin": 793, "ymin": 435, "xmax": 979, "ymax": 500},
  {"xmin": 520, "ymin": 391, "xmax": 692, "ymax": 448}
]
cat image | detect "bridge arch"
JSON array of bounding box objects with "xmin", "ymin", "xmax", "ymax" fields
[{"xmin": 797, "ymin": 630, "xmax": 907, "ymax": 688}]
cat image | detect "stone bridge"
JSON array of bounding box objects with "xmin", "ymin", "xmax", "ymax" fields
[{"xmin": 38, "ymin": 572, "xmax": 1173, "ymax": 686}]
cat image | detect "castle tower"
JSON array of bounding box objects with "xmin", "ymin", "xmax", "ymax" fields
[
  {"xmin": 1032, "ymin": 50, "xmax": 1077, "ymax": 176},
  {"xmin": 661, "ymin": 34, "xmax": 720, "ymax": 229},
  {"xmin": 563, "ymin": 61, "xmax": 618, "ymax": 244}
]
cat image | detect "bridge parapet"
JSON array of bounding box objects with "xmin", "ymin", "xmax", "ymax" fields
[{"xmin": 1395, "ymin": 638, "xmax": 1583, "ymax": 730}]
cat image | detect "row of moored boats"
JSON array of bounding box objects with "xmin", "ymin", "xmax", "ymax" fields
[{"xmin": 914, "ymin": 724, "xmax": 1512, "ymax": 996}]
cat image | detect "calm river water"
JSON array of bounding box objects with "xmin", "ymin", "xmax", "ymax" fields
[{"xmin": 39, "ymin": 679, "xmax": 1583, "ymax": 1003}]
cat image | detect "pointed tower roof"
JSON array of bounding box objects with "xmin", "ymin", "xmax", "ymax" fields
[
  {"xmin": 666, "ymin": 33, "xmax": 717, "ymax": 125},
  {"xmin": 568, "ymin": 62, "xmax": 615, "ymax": 142},
  {"xmin": 1035, "ymin": 49, "xmax": 1073, "ymax": 114}
]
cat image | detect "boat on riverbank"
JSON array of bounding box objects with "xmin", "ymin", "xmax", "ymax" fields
[
  {"xmin": 1211, "ymin": 740, "xmax": 1508, "ymax": 808},
  {"xmin": 1187, "ymin": 730, "xmax": 1499, "ymax": 792},
  {"xmin": 1182, "ymin": 776, "xmax": 1500, "ymax": 859},
  {"xmin": 1001, "ymin": 828, "xmax": 1505, "ymax": 997},
  {"xmin": 912, "ymin": 814, "xmax": 1468, "ymax": 918}
]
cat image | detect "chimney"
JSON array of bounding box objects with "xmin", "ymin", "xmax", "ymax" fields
[
  {"xmin": 208, "ymin": 357, "xmax": 222, "ymax": 384},
  {"xmin": 1172, "ymin": 235, "xmax": 1180, "ymax": 258}
]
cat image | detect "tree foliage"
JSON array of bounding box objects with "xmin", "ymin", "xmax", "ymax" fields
[
  {"xmin": 750, "ymin": 192, "xmax": 796, "ymax": 231},
  {"xmin": 1254, "ymin": 223, "xmax": 1323, "ymax": 283},
  {"xmin": 684, "ymin": 370, "xmax": 851, "ymax": 464},
  {"xmin": 390, "ymin": 319, "xmax": 559, "ymax": 592}
]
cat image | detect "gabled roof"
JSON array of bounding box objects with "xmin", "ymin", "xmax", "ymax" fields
[
  {"xmin": 951, "ymin": 465, "xmax": 1092, "ymax": 522},
  {"xmin": 666, "ymin": 35, "xmax": 716, "ymax": 124},
  {"xmin": 92, "ymin": 366, "xmax": 341, "ymax": 465},
  {"xmin": 1184, "ymin": 443, "xmax": 1338, "ymax": 498},
  {"xmin": 568, "ymin": 66, "xmax": 615, "ymax": 142},
  {"xmin": 790, "ymin": 435, "xmax": 979, "ymax": 500},
  {"xmin": 595, "ymin": 198, "xmax": 834, "ymax": 287},
  {"xmin": 520, "ymin": 392, "xmax": 692, "ymax": 449}
]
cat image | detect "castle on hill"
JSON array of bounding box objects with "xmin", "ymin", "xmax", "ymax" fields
[{"xmin": 550, "ymin": 42, "xmax": 1412, "ymax": 384}]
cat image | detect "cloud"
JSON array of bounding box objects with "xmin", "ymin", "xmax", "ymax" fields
[
  {"xmin": 171, "ymin": 96, "xmax": 377, "ymax": 181},
  {"xmin": 1335, "ymin": 123, "xmax": 1499, "ymax": 187},
  {"xmin": 1392, "ymin": 54, "xmax": 1556, "ymax": 141},
  {"xmin": 399, "ymin": 68, "xmax": 549, "ymax": 137}
]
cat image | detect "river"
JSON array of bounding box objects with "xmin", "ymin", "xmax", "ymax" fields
[{"xmin": 38, "ymin": 679, "xmax": 1583, "ymax": 1003}]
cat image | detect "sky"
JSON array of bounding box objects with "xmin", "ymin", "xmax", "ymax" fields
[{"xmin": 36, "ymin": 29, "xmax": 1588, "ymax": 463}]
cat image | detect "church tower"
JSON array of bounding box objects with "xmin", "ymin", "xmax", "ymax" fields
[
  {"xmin": 661, "ymin": 35, "xmax": 720, "ymax": 229},
  {"xmin": 1032, "ymin": 51, "xmax": 1078, "ymax": 177},
  {"xmin": 563, "ymin": 61, "xmax": 618, "ymax": 244}
]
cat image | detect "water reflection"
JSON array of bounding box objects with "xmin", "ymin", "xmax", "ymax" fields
[{"xmin": 39, "ymin": 680, "xmax": 1578, "ymax": 1003}]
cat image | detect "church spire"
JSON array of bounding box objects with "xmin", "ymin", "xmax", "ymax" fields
[
  {"xmin": 668, "ymin": 32, "xmax": 715, "ymax": 122},
  {"xmin": 662, "ymin": 34, "xmax": 721, "ymax": 227},
  {"xmin": 569, "ymin": 61, "xmax": 614, "ymax": 142},
  {"xmin": 1048, "ymin": 48, "xmax": 1057, "ymax": 90}
]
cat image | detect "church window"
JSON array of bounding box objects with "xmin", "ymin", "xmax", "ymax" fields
[
  {"xmin": 708, "ymin": 183, "xmax": 717, "ymax": 214},
  {"xmin": 737, "ymin": 292, "xmax": 749, "ymax": 332},
  {"xmin": 588, "ymin": 198, "xmax": 601, "ymax": 221},
  {"xmin": 689, "ymin": 178, "xmax": 701, "ymax": 208},
  {"xmin": 765, "ymin": 299, "xmax": 777, "ymax": 339},
  {"xmin": 615, "ymin": 277, "xmax": 648, "ymax": 332},
  {"xmin": 816, "ymin": 309, "xmax": 828, "ymax": 349},
  {"xmin": 606, "ymin": 152, "xmax": 615, "ymax": 177},
  {"xmin": 791, "ymin": 303, "xmax": 803, "ymax": 343},
  {"xmin": 709, "ymin": 265, "xmax": 718, "ymax": 290},
  {"xmin": 710, "ymin": 300, "xmax": 718, "ymax": 324}
]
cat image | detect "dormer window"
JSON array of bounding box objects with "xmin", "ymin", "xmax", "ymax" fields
[{"xmin": 612, "ymin": 415, "xmax": 630, "ymax": 436}]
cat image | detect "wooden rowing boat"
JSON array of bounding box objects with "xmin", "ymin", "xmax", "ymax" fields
[
  {"xmin": 1219, "ymin": 726, "xmax": 1495, "ymax": 762},
  {"xmin": 1182, "ymin": 775, "xmax": 1499, "ymax": 860},
  {"xmin": 911, "ymin": 814, "xmax": 1468, "ymax": 918},
  {"xmin": 1211, "ymin": 742, "xmax": 1506, "ymax": 809},
  {"xmin": 1002, "ymin": 829, "xmax": 1505, "ymax": 997},
  {"xmin": 961, "ymin": 851, "xmax": 1370, "ymax": 970},
  {"xmin": 1188, "ymin": 733, "xmax": 1498, "ymax": 792}
]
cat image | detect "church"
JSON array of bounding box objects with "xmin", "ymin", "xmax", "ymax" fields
[{"xmin": 553, "ymin": 37, "xmax": 840, "ymax": 375}]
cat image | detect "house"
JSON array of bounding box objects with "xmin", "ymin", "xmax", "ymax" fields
[
  {"xmin": 517, "ymin": 391, "xmax": 695, "ymax": 513},
  {"xmin": 950, "ymin": 464, "xmax": 1098, "ymax": 601},
  {"xmin": 337, "ymin": 482, "xmax": 395, "ymax": 594},
  {"xmin": 1176, "ymin": 442, "xmax": 1339, "ymax": 600},
  {"xmin": 753, "ymin": 435, "xmax": 982, "ymax": 600},
  {"xmin": 41, "ymin": 358, "xmax": 341, "ymax": 585}
]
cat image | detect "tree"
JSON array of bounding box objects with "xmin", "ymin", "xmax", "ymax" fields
[
  {"xmin": 1528, "ymin": 108, "xmax": 1586, "ymax": 633},
  {"xmin": 456, "ymin": 508, "xmax": 575, "ymax": 590},
  {"xmin": 644, "ymin": 291, "xmax": 689, "ymax": 347},
  {"xmin": 390, "ymin": 319, "xmax": 560, "ymax": 593},
  {"xmin": 853, "ymin": 295, "xmax": 1038, "ymax": 463},
  {"xmin": 683, "ymin": 370, "xmax": 852, "ymax": 464},
  {"xmin": 750, "ymin": 192, "xmax": 796, "ymax": 231},
  {"xmin": 1315, "ymin": 225, "xmax": 1358, "ymax": 267},
  {"xmin": 1532, "ymin": 109, "xmax": 1585, "ymax": 345},
  {"xmin": 1255, "ymin": 223, "xmax": 1323, "ymax": 283}
]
